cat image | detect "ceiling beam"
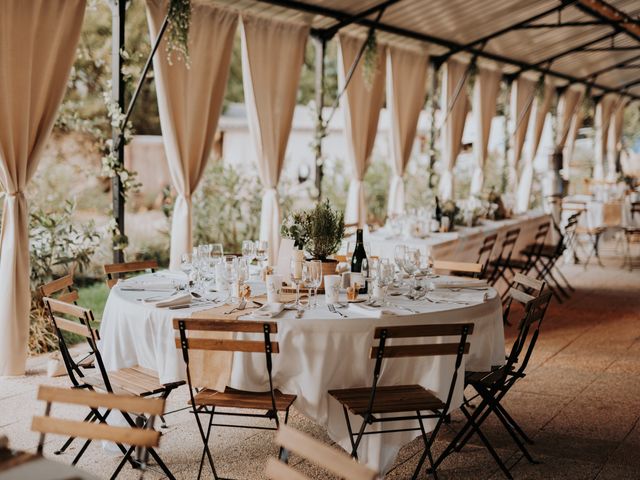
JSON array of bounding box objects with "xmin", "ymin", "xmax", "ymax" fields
[
  {"xmin": 252, "ymin": 0, "xmax": 640, "ymax": 100},
  {"xmin": 516, "ymin": 21, "xmax": 608, "ymax": 28},
  {"xmin": 619, "ymin": 77, "xmax": 640, "ymax": 89},
  {"xmin": 523, "ymin": 31, "xmax": 619, "ymax": 69},
  {"xmin": 574, "ymin": 0, "xmax": 640, "ymax": 43},
  {"xmin": 579, "ymin": 46, "xmax": 640, "ymax": 51},
  {"xmin": 580, "ymin": 53, "xmax": 640, "ymax": 79},
  {"xmin": 317, "ymin": 0, "xmax": 403, "ymax": 40}
]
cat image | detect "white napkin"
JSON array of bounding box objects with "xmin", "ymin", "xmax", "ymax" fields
[
  {"xmin": 251, "ymin": 303, "xmax": 285, "ymax": 319},
  {"xmin": 430, "ymin": 279, "xmax": 488, "ymax": 289},
  {"xmin": 153, "ymin": 293, "xmax": 191, "ymax": 308},
  {"xmin": 427, "ymin": 290, "xmax": 488, "ymax": 304},
  {"xmin": 119, "ymin": 278, "xmax": 176, "ymax": 291},
  {"xmin": 347, "ymin": 303, "xmax": 406, "ymax": 318}
]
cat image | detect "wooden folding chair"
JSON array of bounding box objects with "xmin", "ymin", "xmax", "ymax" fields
[
  {"xmin": 435, "ymin": 292, "xmax": 553, "ymax": 479},
  {"xmin": 623, "ymin": 202, "xmax": 640, "ymax": 270},
  {"xmin": 265, "ymin": 425, "xmax": 379, "ymax": 480},
  {"xmin": 487, "ymin": 227, "xmax": 520, "ymax": 291},
  {"xmin": 432, "ymin": 260, "xmax": 483, "ymax": 278},
  {"xmin": 328, "ymin": 323, "xmax": 474, "ymax": 480},
  {"xmin": 39, "ymin": 274, "xmax": 79, "ymax": 304},
  {"xmin": 476, "ymin": 233, "xmax": 498, "ymax": 280},
  {"xmin": 502, "ymin": 273, "xmax": 545, "ymax": 325},
  {"xmin": 103, "ymin": 260, "xmax": 158, "ymax": 289},
  {"xmin": 42, "ymin": 297, "xmax": 183, "ymax": 477},
  {"xmin": 173, "ymin": 318, "xmax": 297, "ymax": 480},
  {"xmin": 32, "ymin": 385, "xmax": 164, "ymax": 479}
]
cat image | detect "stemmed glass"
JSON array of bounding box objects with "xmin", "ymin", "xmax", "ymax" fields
[
  {"xmin": 242, "ymin": 240, "xmax": 256, "ymax": 262},
  {"xmin": 289, "ymin": 258, "xmax": 304, "ymax": 311},
  {"xmin": 224, "ymin": 255, "xmax": 239, "ymax": 303},
  {"xmin": 306, "ymin": 260, "xmax": 322, "ymax": 308},
  {"xmin": 377, "ymin": 260, "xmax": 395, "ymax": 306},
  {"xmin": 210, "ymin": 244, "xmax": 223, "ymax": 264},
  {"xmin": 394, "ymin": 244, "xmax": 406, "ymax": 286},
  {"xmin": 403, "ymin": 248, "xmax": 421, "ymax": 295},
  {"xmin": 422, "ymin": 247, "xmax": 436, "ymax": 278},
  {"xmin": 255, "ymin": 240, "xmax": 269, "ymax": 268}
]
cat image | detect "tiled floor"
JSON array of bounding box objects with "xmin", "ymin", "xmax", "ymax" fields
[{"xmin": 1, "ymin": 250, "xmax": 639, "ymax": 479}]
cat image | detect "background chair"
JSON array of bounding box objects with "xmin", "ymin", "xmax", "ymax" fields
[
  {"xmin": 623, "ymin": 201, "xmax": 640, "ymax": 270},
  {"xmin": 32, "ymin": 385, "xmax": 164, "ymax": 479},
  {"xmin": 476, "ymin": 233, "xmax": 498, "ymax": 280},
  {"xmin": 265, "ymin": 425, "xmax": 379, "ymax": 480},
  {"xmin": 488, "ymin": 228, "xmax": 520, "ymax": 292},
  {"xmin": 103, "ymin": 260, "xmax": 158, "ymax": 289},
  {"xmin": 432, "ymin": 260, "xmax": 483, "ymax": 278}
]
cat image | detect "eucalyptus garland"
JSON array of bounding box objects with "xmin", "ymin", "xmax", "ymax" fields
[
  {"xmin": 166, "ymin": 0, "xmax": 192, "ymax": 67},
  {"xmin": 465, "ymin": 59, "xmax": 479, "ymax": 99},
  {"xmin": 534, "ymin": 74, "xmax": 546, "ymax": 104},
  {"xmin": 362, "ymin": 31, "xmax": 379, "ymax": 89}
]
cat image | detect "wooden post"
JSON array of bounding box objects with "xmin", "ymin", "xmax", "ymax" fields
[{"xmin": 313, "ymin": 36, "xmax": 327, "ymax": 201}]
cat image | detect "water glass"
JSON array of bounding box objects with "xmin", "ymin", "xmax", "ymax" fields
[
  {"xmin": 290, "ymin": 258, "xmax": 304, "ymax": 310},
  {"xmin": 255, "ymin": 240, "xmax": 269, "ymax": 267},
  {"xmin": 242, "ymin": 240, "xmax": 256, "ymax": 262},
  {"xmin": 307, "ymin": 260, "xmax": 323, "ymax": 308},
  {"xmin": 376, "ymin": 260, "xmax": 395, "ymax": 306},
  {"xmin": 210, "ymin": 244, "xmax": 223, "ymax": 263},
  {"xmin": 324, "ymin": 275, "xmax": 341, "ymax": 305}
]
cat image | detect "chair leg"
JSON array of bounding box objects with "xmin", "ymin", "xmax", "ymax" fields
[
  {"xmin": 494, "ymin": 401, "xmax": 534, "ymax": 445},
  {"xmin": 197, "ymin": 408, "xmax": 216, "ymax": 480},
  {"xmin": 342, "ymin": 406, "xmax": 359, "ymax": 460},
  {"xmin": 55, "ymin": 410, "xmax": 95, "ymax": 455},
  {"xmin": 278, "ymin": 408, "xmax": 291, "ymax": 462}
]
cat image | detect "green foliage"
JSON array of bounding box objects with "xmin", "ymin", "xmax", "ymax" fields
[
  {"xmin": 166, "ymin": 0, "xmax": 192, "ymax": 66},
  {"xmin": 281, "ymin": 200, "xmax": 344, "ymax": 260}
]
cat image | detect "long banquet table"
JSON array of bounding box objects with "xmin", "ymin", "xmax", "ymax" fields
[{"xmin": 100, "ymin": 272, "xmax": 505, "ymax": 472}]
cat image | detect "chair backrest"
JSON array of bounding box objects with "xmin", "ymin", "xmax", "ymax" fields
[
  {"xmin": 631, "ymin": 202, "xmax": 640, "ymax": 220},
  {"xmin": 507, "ymin": 291, "xmax": 553, "ymax": 377},
  {"xmin": 42, "ymin": 297, "xmax": 110, "ymax": 390},
  {"xmin": 476, "ymin": 233, "xmax": 498, "ymax": 278},
  {"xmin": 265, "ymin": 425, "xmax": 378, "ymax": 480},
  {"xmin": 432, "ymin": 260, "xmax": 483, "ymax": 277},
  {"xmin": 497, "ymin": 228, "xmax": 520, "ymax": 264},
  {"xmin": 32, "ymin": 385, "xmax": 164, "ymax": 455},
  {"xmin": 526, "ymin": 221, "xmax": 551, "ymax": 261},
  {"xmin": 173, "ymin": 319, "xmax": 281, "ymax": 420},
  {"xmin": 368, "ymin": 323, "xmax": 473, "ymax": 416},
  {"xmin": 502, "ymin": 273, "xmax": 546, "ymax": 324},
  {"xmin": 104, "ymin": 260, "xmax": 158, "ymax": 289},
  {"xmin": 39, "ymin": 274, "xmax": 78, "ymax": 304}
]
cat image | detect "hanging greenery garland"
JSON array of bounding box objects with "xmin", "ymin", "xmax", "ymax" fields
[
  {"xmin": 166, "ymin": 0, "xmax": 192, "ymax": 67},
  {"xmin": 362, "ymin": 31, "xmax": 379, "ymax": 89}
]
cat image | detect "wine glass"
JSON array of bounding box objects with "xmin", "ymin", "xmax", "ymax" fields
[
  {"xmin": 237, "ymin": 257, "xmax": 249, "ymax": 285},
  {"xmin": 346, "ymin": 242, "xmax": 355, "ymax": 262},
  {"xmin": 403, "ymin": 248, "xmax": 421, "ymax": 295},
  {"xmin": 255, "ymin": 240, "xmax": 269, "ymax": 268},
  {"xmin": 242, "ymin": 240, "xmax": 256, "ymax": 262},
  {"xmin": 209, "ymin": 243, "xmax": 223, "ymax": 264},
  {"xmin": 394, "ymin": 244, "xmax": 406, "ymax": 285},
  {"xmin": 224, "ymin": 255, "xmax": 239, "ymax": 303},
  {"xmin": 306, "ymin": 260, "xmax": 322, "ymax": 308},
  {"xmin": 377, "ymin": 260, "xmax": 395, "ymax": 306},
  {"xmin": 289, "ymin": 258, "xmax": 304, "ymax": 310},
  {"xmin": 422, "ymin": 247, "xmax": 436, "ymax": 278}
]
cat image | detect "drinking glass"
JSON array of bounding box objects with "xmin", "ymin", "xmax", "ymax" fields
[
  {"xmin": 180, "ymin": 253, "xmax": 192, "ymax": 276},
  {"xmin": 307, "ymin": 260, "xmax": 323, "ymax": 308},
  {"xmin": 255, "ymin": 240, "xmax": 269, "ymax": 267},
  {"xmin": 377, "ymin": 260, "xmax": 395, "ymax": 306},
  {"xmin": 422, "ymin": 247, "xmax": 436, "ymax": 278},
  {"xmin": 237, "ymin": 257, "xmax": 249, "ymax": 285},
  {"xmin": 242, "ymin": 240, "xmax": 256, "ymax": 262},
  {"xmin": 290, "ymin": 258, "xmax": 304, "ymax": 310},
  {"xmin": 403, "ymin": 248, "xmax": 421, "ymax": 293},
  {"xmin": 394, "ymin": 244, "xmax": 406, "ymax": 285},
  {"xmin": 224, "ymin": 255, "xmax": 239, "ymax": 302},
  {"xmin": 209, "ymin": 243, "xmax": 223, "ymax": 264}
]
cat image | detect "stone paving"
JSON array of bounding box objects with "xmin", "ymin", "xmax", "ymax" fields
[{"xmin": 1, "ymin": 249, "xmax": 639, "ymax": 479}]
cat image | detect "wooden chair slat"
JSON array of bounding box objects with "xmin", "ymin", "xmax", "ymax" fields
[
  {"xmin": 370, "ymin": 342, "xmax": 470, "ymax": 358},
  {"xmin": 57, "ymin": 290, "xmax": 79, "ymax": 304},
  {"xmin": 109, "ymin": 371, "xmax": 162, "ymax": 395},
  {"xmin": 107, "ymin": 278, "xmax": 118, "ymax": 289},
  {"xmin": 173, "ymin": 318, "xmax": 278, "ymax": 334},
  {"xmin": 37, "ymin": 385, "xmax": 165, "ymax": 416},
  {"xmin": 512, "ymin": 272, "xmax": 544, "ymax": 293},
  {"xmin": 273, "ymin": 425, "xmax": 378, "ymax": 480},
  {"xmin": 31, "ymin": 416, "xmax": 160, "ymax": 448},
  {"xmin": 52, "ymin": 316, "xmax": 90, "ymax": 338},
  {"xmin": 433, "ymin": 260, "xmax": 482, "ymax": 274},
  {"xmin": 508, "ymin": 288, "xmax": 535, "ymax": 306},
  {"xmin": 40, "ymin": 274, "xmax": 74, "ymax": 297},
  {"xmin": 103, "ymin": 260, "xmax": 158, "ymax": 275},
  {"xmin": 265, "ymin": 458, "xmax": 309, "ymax": 480},
  {"xmin": 374, "ymin": 323, "xmax": 474, "ymax": 339},
  {"xmin": 175, "ymin": 337, "xmax": 280, "ymax": 354},
  {"xmin": 44, "ymin": 297, "xmax": 89, "ymax": 319}
]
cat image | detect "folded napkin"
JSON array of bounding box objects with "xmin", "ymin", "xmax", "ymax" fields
[
  {"xmin": 347, "ymin": 303, "xmax": 407, "ymax": 318},
  {"xmin": 119, "ymin": 278, "xmax": 176, "ymax": 291},
  {"xmin": 153, "ymin": 293, "xmax": 191, "ymax": 308},
  {"xmin": 427, "ymin": 290, "xmax": 488, "ymax": 304},
  {"xmin": 430, "ymin": 279, "xmax": 488, "ymax": 289},
  {"xmin": 250, "ymin": 303, "xmax": 285, "ymax": 319}
]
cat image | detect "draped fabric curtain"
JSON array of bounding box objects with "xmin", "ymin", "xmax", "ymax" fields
[
  {"xmin": 147, "ymin": 0, "xmax": 237, "ymax": 270},
  {"xmin": 339, "ymin": 34, "xmax": 387, "ymax": 226},
  {"xmin": 242, "ymin": 16, "xmax": 308, "ymax": 261},
  {"xmin": 507, "ymin": 76, "xmax": 537, "ymax": 199},
  {"xmin": 607, "ymin": 99, "xmax": 627, "ymax": 181},
  {"xmin": 563, "ymin": 96, "xmax": 586, "ymax": 180},
  {"xmin": 594, "ymin": 95, "xmax": 615, "ymax": 181},
  {"xmin": 516, "ymin": 82, "xmax": 554, "ymax": 213},
  {"xmin": 439, "ymin": 59, "xmax": 469, "ymax": 200},
  {"xmin": 470, "ymin": 66, "xmax": 502, "ymax": 196},
  {"xmin": 386, "ymin": 46, "xmax": 428, "ymax": 216},
  {"xmin": 0, "ymin": 0, "xmax": 85, "ymax": 375}
]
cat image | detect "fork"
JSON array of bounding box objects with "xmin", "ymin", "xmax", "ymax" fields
[
  {"xmin": 328, "ymin": 304, "xmax": 347, "ymax": 318},
  {"xmin": 224, "ymin": 298, "xmax": 247, "ymax": 315}
]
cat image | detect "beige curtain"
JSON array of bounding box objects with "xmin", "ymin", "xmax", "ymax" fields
[
  {"xmin": 516, "ymin": 82, "xmax": 554, "ymax": 213},
  {"xmin": 507, "ymin": 76, "xmax": 537, "ymax": 198},
  {"xmin": 555, "ymin": 88, "xmax": 584, "ymax": 180},
  {"xmin": 0, "ymin": 0, "xmax": 85, "ymax": 376},
  {"xmin": 147, "ymin": 0, "xmax": 237, "ymax": 269},
  {"xmin": 386, "ymin": 46, "xmax": 428, "ymax": 216},
  {"xmin": 470, "ymin": 66, "xmax": 502, "ymax": 196},
  {"xmin": 242, "ymin": 15, "xmax": 308, "ymax": 261},
  {"xmin": 607, "ymin": 99, "xmax": 627, "ymax": 182},
  {"xmin": 439, "ymin": 59, "xmax": 469, "ymax": 200},
  {"xmin": 339, "ymin": 34, "xmax": 387, "ymax": 226},
  {"xmin": 594, "ymin": 94, "xmax": 615, "ymax": 181}
]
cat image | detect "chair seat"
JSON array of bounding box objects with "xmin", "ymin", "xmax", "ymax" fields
[
  {"xmin": 191, "ymin": 386, "xmax": 296, "ymax": 411},
  {"xmin": 85, "ymin": 365, "xmax": 182, "ymax": 397},
  {"xmin": 328, "ymin": 384, "xmax": 445, "ymax": 416},
  {"xmin": 575, "ymin": 226, "xmax": 605, "ymax": 235},
  {"xmin": 465, "ymin": 368, "xmax": 507, "ymax": 386}
]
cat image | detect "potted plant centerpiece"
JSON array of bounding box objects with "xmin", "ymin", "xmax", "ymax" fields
[{"xmin": 281, "ymin": 200, "xmax": 345, "ymax": 288}]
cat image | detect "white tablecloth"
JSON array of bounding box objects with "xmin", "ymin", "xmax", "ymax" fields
[{"xmin": 100, "ymin": 272, "xmax": 504, "ymax": 472}]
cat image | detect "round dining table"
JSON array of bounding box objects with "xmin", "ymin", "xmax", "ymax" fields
[{"xmin": 99, "ymin": 271, "xmax": 505, "ymax": 473}]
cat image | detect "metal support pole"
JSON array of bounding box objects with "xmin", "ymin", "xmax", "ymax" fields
[
  {"xmin": 313, "ymin": 36, "xmax": 327, "ymax": 201},
  {"xmin": 111, "ymin": 0, "xmax": 126, "ymax": 263}
]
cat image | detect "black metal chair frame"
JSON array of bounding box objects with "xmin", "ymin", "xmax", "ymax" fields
[
  {"xmin": 330, "ymin": 323, "xmax": 474, "ymax": 480},
  {"xmin": 477, "ymin": 233, "xmax": 498, "ymax": 280},
  {"xmin": 488, "ymin": 228, "xmax": 521, "ymax": 292},
  {"xmin": 42, "ymin": 298, "xmax": 178, "ymax": 479},
  {"xmin": 623, "ymin": 202, "xmax": 640, "ymax": 270},
  {"xmin": 175, "ymin": 319, "xmax": 294, "ymax": 480},
  {"xmin": 434, "ymin": 291, "xmax": 553, "ymax": 479}
]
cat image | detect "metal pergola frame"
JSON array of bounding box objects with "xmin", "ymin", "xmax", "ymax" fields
[{"xmin": 106, "ymin": 0, "xmax": 640, "ymax": 259}]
